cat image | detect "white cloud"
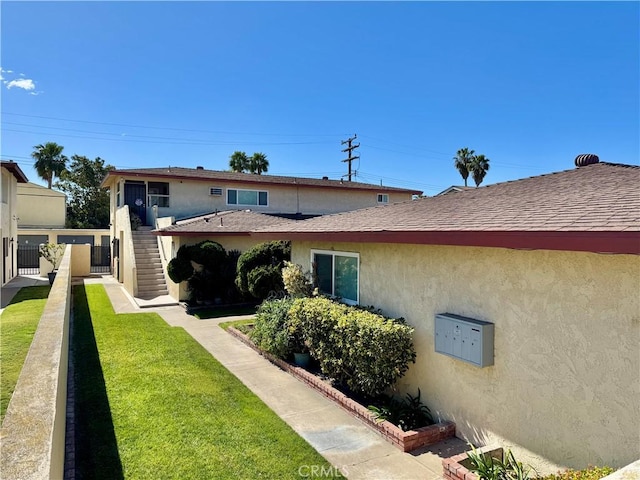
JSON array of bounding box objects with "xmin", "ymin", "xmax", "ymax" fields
[{"xmin": 6, "ymin": 78, "xmax": 36, "ymax": 91}]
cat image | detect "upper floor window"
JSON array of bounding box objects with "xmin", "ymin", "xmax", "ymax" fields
[
  {"xmin": 148, "ymin": 182, "xmax": 170, "ymax": 208},
  {"xmin": 312, "ymin": 249, "xmax": 359, "ymax": 305},
  {"xmin": 116, "ymin": 182, "xmax": 121, "ymax": 207},
  {"xmin": 377, "ymin": 193, "xmax": 389, "ymax": 204},
  {"xmin": 227, "ymin": 189, "xmax": 268, "ymax": 207}
]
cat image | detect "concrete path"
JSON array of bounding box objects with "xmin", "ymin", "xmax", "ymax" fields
[
  {"xmin": 0, "ymin": 274, "xmax": 50, "ymax": 312},
  {"xmin": 90, "ymin": 276, "xmax": 468, "ymax": 480}
]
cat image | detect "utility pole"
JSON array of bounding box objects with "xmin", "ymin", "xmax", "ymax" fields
[{"xmin": 341, "ymin": 134, "xmax": 360, "ymax": 182}]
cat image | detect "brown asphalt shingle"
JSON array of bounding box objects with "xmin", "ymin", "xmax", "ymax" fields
[
  {"xmin": 255, "ymin": 162, "xmax": 640, "ymax": 234},
  {"xmin": 155, "ymin": 210, "xmax": 296, "ymax": 235}
]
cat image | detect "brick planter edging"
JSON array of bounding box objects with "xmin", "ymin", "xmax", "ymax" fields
[
  {"xmin": 227, "ymin": 326, "xmax": 456, "ymax": 452},
  {"xmin": 442, "ymin": 447, "xmax": 504, "ymax": 480}
]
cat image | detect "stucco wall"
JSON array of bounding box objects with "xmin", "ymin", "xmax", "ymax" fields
[
  {"xmin": 291, "ymin": 241, "xmax": 640, "ymax": 472},
  {"xmin": 17, "ymin": 182, "xmax": 66, "ymax": 228},
  {"xmin": 108, "ymin": 174, "xmax": 413, "ymax": 224},
  {"xmin": 1, "ymin": 166, "xmax": 19, "ymax": 286}
]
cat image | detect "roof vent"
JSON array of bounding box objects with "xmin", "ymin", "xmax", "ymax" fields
[
  {"xmin": 575, "ymin": 154, "xmax": 599, "ymax": 167},
  {"xmin": 196, "ymin": 166, "xmax": 204, "ymax": 170},
  {"xmin": 322, "ymin": 176, "xmax": 329, "ymax": 180}
]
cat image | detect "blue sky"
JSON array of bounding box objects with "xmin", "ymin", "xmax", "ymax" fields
[{"xmin": 1, "ymin": 1, "xmax": 638, "ymax": 195}]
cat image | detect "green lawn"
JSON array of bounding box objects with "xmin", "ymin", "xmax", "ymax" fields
[
  {"xmin": 0, "ymin": 286, "xmax": 51, "ymax": 422},
  {"xmin": 74, "ymin": 284, "xmax": 330, "ymax": 479}
]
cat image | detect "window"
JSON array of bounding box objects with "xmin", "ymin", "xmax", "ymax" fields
[
  {"xmin": 148, "ymin": 182, "xmax": 170, "ymax": 208},
  {"xmin": 312, "ymin": 250, "xmax": 359, "ymax": 304},
  {"xmin": 377, "ymin": 193, "xmax": 389, "ymax": 204},
  {"xmin": 227, "ymin": 189, "xmax": 268, "ymax": 207},
  {"xmin": 116, "ymin": 182, "xmax": 121, "ymax": 207}
]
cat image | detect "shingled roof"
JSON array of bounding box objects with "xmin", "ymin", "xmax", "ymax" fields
[
  {"xmin": 102, "ymin": 166, "xmax": 421, "ymax": 194},
  {"xmin": 154, "ymin": 210, "xmax": 297, "ymax": 237},
  {"xmin": 252, "ymin": 162, "xmax": 640, "ymax": 254}
]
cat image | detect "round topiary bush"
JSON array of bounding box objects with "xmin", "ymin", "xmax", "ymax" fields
[{"xmin": 235, "ymin": 241, "xmax": 291, "ymax": 300}]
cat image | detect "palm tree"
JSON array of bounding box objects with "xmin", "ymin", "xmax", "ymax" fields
[
  {"xmin": 469, "ymin": 154, "xmax": 490, "ymax": 187},
  {"xmin": 31, "ymin": 142, "xmax": 68, "ymax": 188},
  {"xmin": 229, "ymin": 151, "xmax": 249, "ymax": 172},
  {"xmin": 249, "ymin": 152, "xmax": 269, "ymax": 175},
  {"xmin": 453, "ymin": 147, "xmax": 475, "ymax": 187}
]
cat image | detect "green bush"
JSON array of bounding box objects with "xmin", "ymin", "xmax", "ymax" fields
[
  {"xmin": 235, "ymin": 241, "xmax": 291, "ymax": 300},
  {"xmin": 368, "ymin": 389, "xmax": 434, "ymax": 431},
  {"xmin": 282, "ymin": 261, "xmax": 313, "ymax": 297},
  {"xmin": 538, "ymin": 467, "xmax": 615, "ymax": 480},
  {"xmin": 167, "ymin": 256, "xmax": 193, "ymax": 283},
  {"xmin": 249, "ymin": 298, "xmax": 297, "ymax": 358},
  {"xmin": 166, "ymin": 241, "xmax": 241, "ymax": 304},
  {"xmin": 289, "ymin": 297, "xmax": 416, "ymax": 397}
]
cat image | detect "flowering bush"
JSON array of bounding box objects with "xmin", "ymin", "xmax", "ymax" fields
[{"xmin": 282, "ymin": 261, "xmax": 313, "ymax": 298}]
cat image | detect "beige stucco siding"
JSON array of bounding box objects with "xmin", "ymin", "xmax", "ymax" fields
[
  {"xmin": 17, "ymin": 183, "xmax": 66, "ymax": 228},
  {"xmin": 291, "ymin": 241, "xmax": 640, "ymax": 472},
  {"xmin": 108, "ymin": 175, "xmax": 412, "ymax": 224},
  {"xmin": 1, "ymin": 166, "xmax": 19, "ymax": 285}
]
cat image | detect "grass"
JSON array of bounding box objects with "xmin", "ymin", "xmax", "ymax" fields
[
  {"xmin": 191, "ymin": 304, "xmax": 256, "ymax": 319},
  {"xmin": 0, "ymin": 286, "xmax": 51, "ymax": 422},
  {"xmin": 218, "ymin": 318, "xmax": 255, "ymax": 332},
  {"xmin": 74, "ymin": 284, "xmax": 330, "ymax": 479}
]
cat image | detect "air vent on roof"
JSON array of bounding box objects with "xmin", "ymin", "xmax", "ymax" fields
[
  {"xmin": 196, "ymin": 166, "xmax": 204, "ymax": 170},
  {"xmin": 322, "ymin": 176, "xmax": 329, "ymax": 180},
  {"xmin": 575, "ymin": 154, "xmax": 599, "ymax": 167},
  {"xmin": 210, "ymin": 187, "xmax": 223, "ymax": 196}
]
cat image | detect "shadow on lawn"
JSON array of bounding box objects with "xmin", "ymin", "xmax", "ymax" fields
[{"xmin": 72, "ymin": 285, "xmax": 124, "ymax": 480}]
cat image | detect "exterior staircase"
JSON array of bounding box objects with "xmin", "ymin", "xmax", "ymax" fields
[{"xmin": 132, "ymin": 226, "xmax": 169, "ymax": 298}]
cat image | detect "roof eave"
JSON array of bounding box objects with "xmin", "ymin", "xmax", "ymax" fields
[
  {"xmin": 1, "ymin": 162, "xmax": 28, "ymax": 183},
  {"xmin": 103, "ymin": 169, "xmax": 421, "ymax": 195},
  {"xmin": 250, "ymin": 230, "xmax": 640, "ymax": 255}
]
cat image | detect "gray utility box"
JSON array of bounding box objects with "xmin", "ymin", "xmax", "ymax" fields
[{"xmin": 434, "ymin": 313, "xmax": 494, "ymax": 367}]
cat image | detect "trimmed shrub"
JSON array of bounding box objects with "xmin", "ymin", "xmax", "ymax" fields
[
  {"xmin": 249, "ymin": 298, "xmax": 297, "ymax": 358},
  {"xmin": 166, "ymin": 241, "xmax": 241, "ymax": 303},
  {"xmin": 289, "ymin": 297, "xmax": 416, "ymax": 397},
  {"xmin": 167, "ymin": 256, "xmax": 193, "ymax": 284},
  {"xmin": 236, "ymin": 241, "xmax": 291, "ymax": 300}
]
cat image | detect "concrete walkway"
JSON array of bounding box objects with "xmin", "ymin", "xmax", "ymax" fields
[{"xmin": 93, "ymin": 277, "xmax": 468, "ymax": 479}]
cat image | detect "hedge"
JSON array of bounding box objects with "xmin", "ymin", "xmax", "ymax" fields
[
  {"xmin": 288, "ymin": 297, "xmax": 416, "ymax": 397},
  {"xmin": 235, "ymin": 241, "xmax": 290, "ymax": 300}
]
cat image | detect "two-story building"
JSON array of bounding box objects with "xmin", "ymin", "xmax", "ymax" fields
[
  {"xmin": 1, "ymin": 161, "xmax": 28, "ymax": 286},
  {"xmin": 101, "ymin": 166, "xmax": 420, "ymax": 300}
]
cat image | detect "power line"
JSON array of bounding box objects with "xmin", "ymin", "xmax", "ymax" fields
[
  {"xmin": 2, "ymin": 112, "xmax": 346, "ymax": 138},
  {"xmin": 2, "ymin": 128, "xmax": 333, "ymax": 147}
]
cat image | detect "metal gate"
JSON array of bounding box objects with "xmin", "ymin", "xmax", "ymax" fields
[
  {"xmin": 18, "ymin": 244, "xmax": 111, "ymax": 275},
  {"xmin": 17, "ymin": 245, "xmax": 40, "ymax": 275},
  {"xmin": 91, "ymin": 244, "xmax": 111, "ymax": 274}
]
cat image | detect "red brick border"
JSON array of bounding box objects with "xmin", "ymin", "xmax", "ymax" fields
[
  {"xmin": 442, "ymin": 447, "xmax": 503, "ymax": 480},
  {"xmin": 227, "ymin": 326, "xmax": 455, "ymax": 452}
]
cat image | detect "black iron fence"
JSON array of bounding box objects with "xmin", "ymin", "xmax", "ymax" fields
[
  {"xmin": 17, "ymin": 243, "xmax": 111, "ymax": 275},
  {"xmin": 17, "ymin": 245, "xmax": 40, "ymax": 275},
  {"xmin": 91, "ymin": 244, "xmax": 111, "ymax": 273}
]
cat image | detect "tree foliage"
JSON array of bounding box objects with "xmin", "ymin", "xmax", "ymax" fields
[
  {"xmin": 229, "ymin": 151, "xmax": 250, "ymax": 172},
  {"xmin": 453, "ymin": 147, "xmax": 475, "ymax": 187},
  {"xmin": 229, "ymin": 151, "xmax": 269, "ymax": 175},
  {"xmin": 469, "ymin": 153, "xmax": 491, "ymax": 187},
  {"xmin": 56, "ymin": 155, "xmax": 114, "ymax": 228},
  {"xmin": 235, "ymin": 241, "xmax": 291, "ymax": 300},
  {"xmin": 453, "ymin": 147, "xmax": 490, "ymax": 187},
  {"xmin": 31, "ymin": 142, "xmax": 68, "ymax": 188}
]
